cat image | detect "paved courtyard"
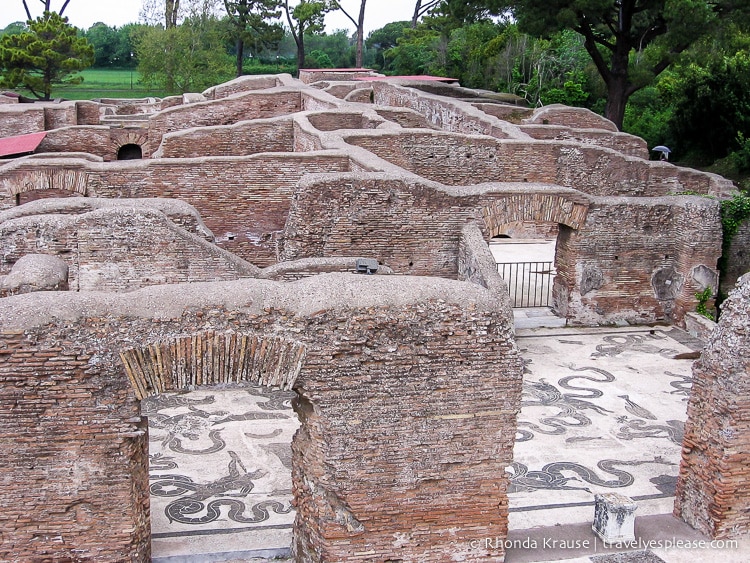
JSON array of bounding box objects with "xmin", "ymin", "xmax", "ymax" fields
[{"xmin": 145, "ymin": 324, "xmax": 750, "ymax": 563}]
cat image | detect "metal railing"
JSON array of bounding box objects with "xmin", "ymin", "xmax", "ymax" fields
[{"xmin": 496, "ymin": 261, "xmax": 555, "ymax": 308}]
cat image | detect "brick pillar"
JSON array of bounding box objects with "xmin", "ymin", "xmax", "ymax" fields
[{"xmin": 675, "ymin": 273, "xmax": 750, "ymax": 538}]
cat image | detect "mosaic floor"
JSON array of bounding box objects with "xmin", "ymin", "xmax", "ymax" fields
[
  {"xmin": 143, "ymin": 325, "xmax": 744, "ymax": 563},
  {"xmin": 143, "ymin": 385, "xmax": 299, "ymax": 561},
  {"xmin": 510, "ymin": 326, "xmax": 699, "ymax": 530}
]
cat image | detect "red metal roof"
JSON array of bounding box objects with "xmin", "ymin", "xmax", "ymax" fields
[{"xmin": 0, "ymin": 131, "xmax": 47, "ymax": 158}]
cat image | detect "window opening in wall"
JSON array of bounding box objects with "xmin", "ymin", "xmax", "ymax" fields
[
  {"xmin": 490, "ymin": 224, "xmax": 558, "ymax": 309},
  {"xmin": 117, "ymin": 144, "xmax": 143, "ymax": 160},
  {"xmin": 142, "ymin": 385, "xmax": 298, "ymax": 560}
]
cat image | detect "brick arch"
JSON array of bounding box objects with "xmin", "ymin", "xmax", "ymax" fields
[
  {"xmin": 482, "ymin": 193, "xmax": 589, "ymax": 236},
  {"xmin": 119, "ymin": 330, "xmax": 307, "ymax": 400},
  {"xmin": 110, "ymin": 131, "xmax": 149, "ymax": 159},
  {"xmin": 3, "ymin": 168, "xmax": 90, "ymax": 197}
]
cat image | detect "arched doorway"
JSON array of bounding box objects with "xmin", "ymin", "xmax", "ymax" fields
[
  {"xmin": 117, "ymin": 143, "xmax": 143, "ymax": 160},
  {"xmin": 483, "ymin": 193, "xmax": 589, "ymax": 316}
]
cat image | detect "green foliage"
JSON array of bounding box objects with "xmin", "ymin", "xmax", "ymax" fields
[
  {"xmin": 0, "ymin": 12, "xmax": 94, "ymax": 100},
  {"xmin": 305, "ymin": 49, "xmax": 334, "ymax": 68},
  {"xmin": 365, "ymin": 21, "xmax": 410, "ymax": 71},
  {"xmin": 717, "ymin": 192, "xmax": 750, "ymax": 292},
  {"xmin": 508, "ymin": 0, "xmax": 750, "ymax": 128},
  {"xmin": 223, "ymin": 0, "xmax": 284, "ymax": 76},
  {"xmin": 134, "ymin": 18, "xmax": 233, "ymax": 94},
  {"xmin": 85, "ymin": 22, "xmax": 139, "ymax": 68},
  {"xmin": 721, "ymin": 192, "xmax": 750, "ymax": 247},
  {"xmin": 731, "ymin": 132, "xmax": 750, "ymax": 173},
  {"xmin": 694, "ymin": 287, "xmax": 716, "ymax": 321},
  {"xmin": 284, "ymin": 0, "xmax": 334, "ymax": 70},
  {"xmin": 1, "ymin": 22, "xmax": 27, "ymax": 37},
  {"xmin": 622, "ymin": 86, "xmax": 674, "ymax": 152},
  {"xmin": 305, "ymin": 30, "xmax": 353, "ymax": 68},
  {"xmin": 669, "ymin": 51, "xmax": 750, "ymax": 163}
]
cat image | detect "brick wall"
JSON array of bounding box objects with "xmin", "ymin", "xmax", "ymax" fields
[
  {"xmin": 154, "ymin": 117, "xmax": 296, "ymax": 158},
  {"xmin": 345, "ymin": 131, "xmax": 733, "ymax": 197},
  {"xmin": 722, "ymin": 219, "xmax": 750, "ymax": 294},
  {"xmin": 553, "ymin": 196, "xmax": 721, "ymax": 325},
  {"xmin": 148, "ymin": 90, "xmax": 302, "ymax": 150},
  {"xmin": 1, "ymin": 154, "xmax": 351, "ymax": 266},
  {"xmin": 0, "ymin": 106, "xmax": 45, "ymax": 137},
  {"xmin": 0, "ymin": 207, "xmax": 259, "ymax": 291},
  {"xmin": 282, "ymin": 173, "xmax": 721, "ymax": 325},
  {"xmin": 675, "ymin": 273, "xmax": 750, "ymax": 538},
  {"xmin": 0, "ymin": 275, "xmax": 522, "ymax": 562}
]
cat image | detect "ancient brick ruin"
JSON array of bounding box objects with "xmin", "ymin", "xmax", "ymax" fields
[
  {"xmin": 676, "ymin": 272, "xmax": 750, "ymax": 538},
  {"xmin": 0, "ymin": 72, "xmax": 748, "ymax": 561}
]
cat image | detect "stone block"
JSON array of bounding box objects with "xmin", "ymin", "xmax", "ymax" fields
[{"xmin": 592, "ymin": 492, "xmax": 638, "ymax": 543}]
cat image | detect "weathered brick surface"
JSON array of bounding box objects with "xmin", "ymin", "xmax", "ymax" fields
[
  {"xmin": 344, "ymin": 131, "xmax": 732, "ymax": 197},
  {"xmin": 553, "ymin": 196, "xmax": 722, "ymax": 325},
  {"xmin": 524, "ymin": 104, "xmax": 619, "ymax": 132},
  {"xmin": 675, "ymin": 273, "xmax": 750, "ymax": 538},
  {"xmin": 148, "ymin": 90, "xmax": 302, "ymax": 149},
  {"xmin": 0, "ymin": 275, "xmax": 521, "ymax": 562},
  {"xmin": 154, "ymin": 117, "xmax": 296, "ymax": 158},
  {"xmin": 0, "ymin": 105, "xmax": 45, "ymax": 136},
  {"xmin": 1, "ymin": 153, "xmax": 351, "ymax": 266},
  {"xmin": 722, "ymin": 219, "xmax": 750, "ymax": 294},
  {"xmin": 0, "ymin": 207, "xmax": 258, "ymax": 291},
  {"xmin": 283, "ymin": 174, "xmax": 719, "ymax": 324}
]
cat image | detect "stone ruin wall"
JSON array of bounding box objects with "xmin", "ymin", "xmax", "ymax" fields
[
  {"xmin": 282, "ymin": 173, "xmax": 721, "ymax": 325},
  {"xmin": 0, "ymin": 273, "xmax": 522, "ymax": 563},
  {"xmin": 552, "ymin": 197, "xmax": 721, "ymax": 325},
  {"xmin": 0, "ymin": 207, "xmax": 259, "ymax": 292},
  {"xmin": 675, "ymin": 273, "xmax": 750, "ymax": 538},
  {"xmin": 344, "ymin": 130, "xmax": 728, "ymax": 198},
  {"xmin": 0, "ymin": 153, "xmax": 351, "ymax": 267}
]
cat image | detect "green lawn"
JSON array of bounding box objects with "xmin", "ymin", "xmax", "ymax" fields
[{"xmin": 46, "ymin": 68, "xmax": 167, "ymax": 100}]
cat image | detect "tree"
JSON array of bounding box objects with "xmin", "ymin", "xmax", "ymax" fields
[
  {"xmin": 134, "ymin": 16, "xmax": 233, "ymax": 93},
  {"xmin": 20, "ymin": 0, "xmax": 72, "ymax": 21},
  {"xmin": 507, "ymin": 0, "xmax": 750, "ymax": 130},
  {"xmin": 85, "ymin": 22, "xmax": 139, "ymax": 68},
  {"xmin": 365, "ymin": 20, "xmax": 410, "ymax": 71},
  {"xmin": 223, "ymin": 0, "xmax": 283, "ymax": 77},
  {"xmin": 330, "ymin": 0, "xmax": 366, "ymax": 67},
  {"xmin": 0, "ymin": 11, "xmax": 94, "ymax": 100},
  {"xmin": 283, "ymin": 0, "xmax": 332, "ymax": 72},
  {"xmin": 412, "ymin": 0, "xmax": 440, "ymax": 28}
]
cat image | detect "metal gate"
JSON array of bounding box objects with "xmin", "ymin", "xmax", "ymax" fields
[{"xmin": 496, "ymin": 261, "xmax": 555, "ymax": 307}]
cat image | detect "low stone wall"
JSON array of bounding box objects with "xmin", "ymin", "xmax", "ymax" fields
[
  {"xmin": 344, "ymin": 131, "xmax": 733, "ymax": 197},
  {"xmin": 675, "ymin": 273, "xmax": 750, "ymax": 538},
  {"xmin": 153, "ymin": 117, "xmax": 296, "ymax": 158},
  {"xmin": 1, "ymin": 153, "xmax": 351, "ymax": 266},
  {"xmin": 0, "ymin": 207, "xmax": 259, "ymax": 291},
  {"xmin": 148, "ymin": 89, "xmax": 303, "ymax": 150},
  {"xmin": 0, "ymin": 274, "xmax": 521, "ymax": 563}
]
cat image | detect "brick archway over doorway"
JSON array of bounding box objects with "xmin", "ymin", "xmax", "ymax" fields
[{"xmin": 0, "ymin": 278, "xmax": 524, "ymax": 562}]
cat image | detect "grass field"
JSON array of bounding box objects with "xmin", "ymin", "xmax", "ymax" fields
[{"xmin": 43, "ymin": 68, "xmax": 168, "ymax": 100}]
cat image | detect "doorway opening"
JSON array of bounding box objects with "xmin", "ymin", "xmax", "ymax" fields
[
  {"xmin": 141, "ymin": 384, "xmax": 298, "ymax": 562},
  {"xmin": 117, "ymin": 143, "xmax": 143, "ymax": 160},
  {"xmin": 490, "ymin": 224, "xmax": 558, "ymax": 308}
]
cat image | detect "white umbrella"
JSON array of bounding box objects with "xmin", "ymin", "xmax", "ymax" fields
[{"xmin": 651, "ymin": 145, "xmax": 671, "ymax": 153}]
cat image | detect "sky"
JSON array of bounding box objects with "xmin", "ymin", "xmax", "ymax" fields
[{"xmin": 0, "ymin": 1, "xmax": 415, "ymax": 36}]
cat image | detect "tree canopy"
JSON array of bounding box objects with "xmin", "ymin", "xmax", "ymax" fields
[
  {"xmin": 283, "ymin": 0, "xmax": 332, "ymax": 72},
  {"xmin": 224, "ymin": 0, "xmax": 284, "ymax": 76},
  {"xmin": 0, "ymin": 11, "xmax": 94, "ymax": 100},
  {"xmin": 507, "ymin": 0, "xmax": 750, "ymax": 129}
]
